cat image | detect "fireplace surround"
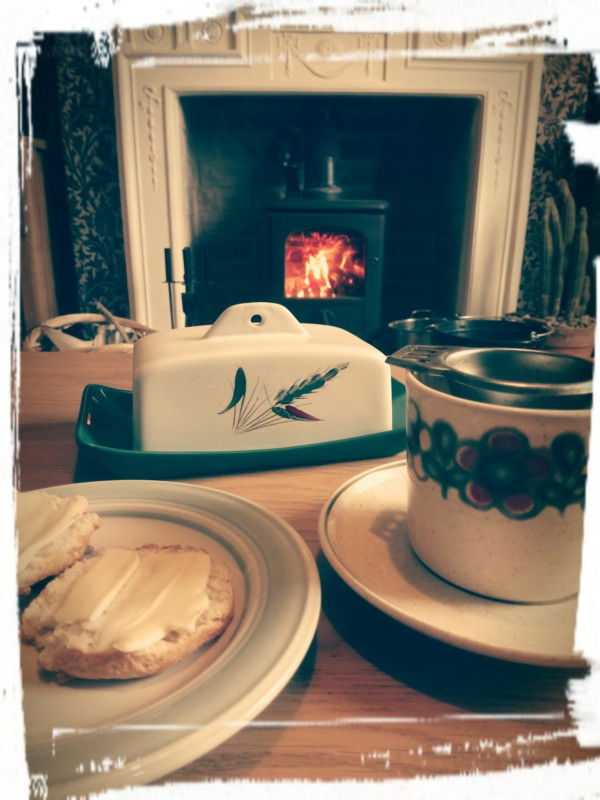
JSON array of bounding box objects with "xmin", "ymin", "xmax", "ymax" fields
[{"xmin": 113, "ymin": 12, "xmax": 543, "ymax": 332}]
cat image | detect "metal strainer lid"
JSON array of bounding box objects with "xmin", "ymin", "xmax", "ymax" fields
[
  {"xmin": 387, "ymin": 345, "xmax": 594, "ymax": 407},
  {"xmin": 443, "ymin": 347, "xmax": 593, "ymax": 398}
]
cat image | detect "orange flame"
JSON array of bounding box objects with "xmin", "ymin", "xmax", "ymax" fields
[{"xmin": 284, "ymin": 232, "xmax": 365, "ymax": 299}]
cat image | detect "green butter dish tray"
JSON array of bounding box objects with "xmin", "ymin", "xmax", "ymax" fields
[{"xmin": 75, "ymin": 380, "xmax": 406, "ymax": 480}]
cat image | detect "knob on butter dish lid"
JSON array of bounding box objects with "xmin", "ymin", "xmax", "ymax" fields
[{"xmin": 133, "ymin": 302, "xmax": 393, "ymax": 453}]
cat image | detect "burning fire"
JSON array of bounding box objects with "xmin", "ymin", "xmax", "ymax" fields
[{"xmin": 284, "ymin": 231, "xmax": 365, "ymax": 299}]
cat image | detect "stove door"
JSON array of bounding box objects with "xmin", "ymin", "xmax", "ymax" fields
[{"xmin": 268, "ymin": 208, "xmax": 386, "ymax": 341}]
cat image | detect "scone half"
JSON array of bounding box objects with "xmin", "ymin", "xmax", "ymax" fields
[
  {"xmin": 21, "ymin": 544, "xmax": 234, "ymax": 680},
  {"xmin": 17, "ymin": 490, "xmax": 100, "ymax": 596}
]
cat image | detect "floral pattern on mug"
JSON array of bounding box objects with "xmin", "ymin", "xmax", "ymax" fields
[{"xmin": 407, "ymin": 400, "xmax": 587, "ymax": 520}]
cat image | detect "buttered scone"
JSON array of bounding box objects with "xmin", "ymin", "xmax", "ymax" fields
[
  {"xmin": 16, "ymin": 490, "xmax": 100, "ymax": 595},
  {"xmin": 21, "ymin": 544, "xmax": 234, "ymax": 680}
]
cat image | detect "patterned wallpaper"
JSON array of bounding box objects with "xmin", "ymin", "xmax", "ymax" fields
[
  {"xmin": 48, "ymin": 39, "xmax": 595, "ymax": 321},
  {"xmin": 53, "ymin": 34, "xmax": 129, "ymax": 317}
]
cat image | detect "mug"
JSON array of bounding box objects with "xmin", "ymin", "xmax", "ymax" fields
[{"xmin": 403, "ymin": 369, "xmax": 591, "ymax": 603}]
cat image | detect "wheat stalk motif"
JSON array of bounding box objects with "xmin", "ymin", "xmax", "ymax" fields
[{"xmin": 218, "ymin": 363, "xmax": 349, "ymax": 434}]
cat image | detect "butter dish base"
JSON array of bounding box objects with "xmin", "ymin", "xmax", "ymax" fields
[{"xmin": 75, "ymin": 380, "xmax": 406, "ymax": 480}]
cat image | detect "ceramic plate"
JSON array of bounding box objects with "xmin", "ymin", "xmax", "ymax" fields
[
  {"xmin": 319, "ymin": 460, "xmax": 586, "ymax": 668},
  {"xmin": 74, "ymin": 380, "xmax": 406, "ymax": 480},
  {"xmin": 21, "ymin": 480, "xmax": 321, "ymax": 796}
]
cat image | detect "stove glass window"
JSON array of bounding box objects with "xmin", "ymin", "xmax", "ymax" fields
[{"xmin": 284, "ymin": 229, "xmax": 366, "ymax": 299}]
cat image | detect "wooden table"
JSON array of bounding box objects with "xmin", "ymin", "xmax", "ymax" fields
[{"xmin": 16, "ymin": 351, "xmax": 600, "ymax": 790}]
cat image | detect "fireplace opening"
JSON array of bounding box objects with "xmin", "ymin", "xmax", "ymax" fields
[
  {"xmin": 180, "ymin": 93, "xmax": 481, "ymax": 343},
  {"xmin": 284, "ymin": 230, "xmax": 365, "ymax": 299}
]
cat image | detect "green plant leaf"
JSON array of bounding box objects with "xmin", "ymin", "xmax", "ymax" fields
[
  {"xmin": 218, "ymin": 367, "xmax": 246, "ymax": 414},
  {"xmin": 272, "ymin": 405, "xmax": 293, "ymax": 419}
]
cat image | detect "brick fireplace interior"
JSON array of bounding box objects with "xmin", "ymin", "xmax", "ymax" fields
[{"xmin": 179, "ymin": 93, "xmax": 481, "ymax": 343}]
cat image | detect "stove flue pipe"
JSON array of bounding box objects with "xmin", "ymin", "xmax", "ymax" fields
[{"xmin": 303, "ymin": 122, "xmax": 343, "ymax": 200}]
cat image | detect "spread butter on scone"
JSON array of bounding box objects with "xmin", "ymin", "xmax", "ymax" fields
[
  {"xmin": 20, "ymin": 544, "xmax": 234, "ymax": 680},
  {"xmin": 16, "ymin": 490, "xmax": 99, "ymax": 595}
]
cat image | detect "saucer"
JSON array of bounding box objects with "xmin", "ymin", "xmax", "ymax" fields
[{"xmin": 318, "ymin": 460, "xmax": 586, "ymax": 668}]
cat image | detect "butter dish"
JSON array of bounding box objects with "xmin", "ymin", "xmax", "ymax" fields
[
  {"xmin": 133, "ymin": 303, "xmax": 393, "ymax": 453},
  {"xmin": 74, "ymin": 380, "xmax": 406, "ymax": 480}
]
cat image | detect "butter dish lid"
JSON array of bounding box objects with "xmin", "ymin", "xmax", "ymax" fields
[
  {"xmin": 134, "ymin": 302, "xmax": 381, "ymax": 364},
  {"xmin": 133, "ymin": 303, "xmax": 392, "ymax": 454}
]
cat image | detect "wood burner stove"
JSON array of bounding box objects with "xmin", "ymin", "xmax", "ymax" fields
[
  {"xmin": 266, "ymin": 197, "xmax": 388, "ymax": 342},
  {"xmin": 265, "ymin": 120, "xmax": 388, "ymax": 342},
  {"xmin": 182, "ymin": 117, "xmax": 389, "ymax": 340}
]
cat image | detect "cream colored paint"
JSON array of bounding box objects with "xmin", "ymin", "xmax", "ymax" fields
[{"xmin": 113, "ymin": 15, "xmax": 543, "ymax": 329}]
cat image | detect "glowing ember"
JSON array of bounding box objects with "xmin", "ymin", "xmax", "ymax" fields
[{"xmin": 284, "ymin": 231, "xmax": 366, "ymax": 298}]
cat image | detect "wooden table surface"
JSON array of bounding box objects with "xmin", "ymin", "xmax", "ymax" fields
[{"xmin": 16, "ymin": 350, "xmax": 600, "ymax": 791}]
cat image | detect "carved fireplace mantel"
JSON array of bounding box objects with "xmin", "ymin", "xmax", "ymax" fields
[{"xmin": 113, "ymin": 10, "xmax": 543, "ymax": 330}]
